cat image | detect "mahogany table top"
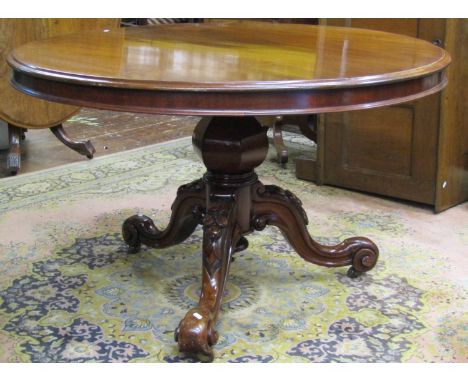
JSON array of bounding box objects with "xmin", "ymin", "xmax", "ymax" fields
[
  {"xmin": 5, "ymin": 21, "xmax": 452, "ymax": 362},
  {"xmin": 8, "ymin": 22, "xmax": 451, "ymax": 115}
]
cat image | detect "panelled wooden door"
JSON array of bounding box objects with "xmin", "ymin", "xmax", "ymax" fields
[{"xmin": 322, "ymin": 19, "xmax": 446, "ymax": 204}]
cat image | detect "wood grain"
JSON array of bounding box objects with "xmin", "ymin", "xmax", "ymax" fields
[
  {"xmin": 314, "ymin": 18, "xmax": 466, "ymax": 210},
  {"xmin": 0, "ymin": 110, "xmax": 197, "ymax": 178},
  {"xmin": 0, "ymin": 19, "xmax": 119, "ymax": 129},
  {"xmin": 9, "ymin": 22, "xmax": 450, "ymax": 91},
  {"xmin": 435, "ymin": 19, "xmax": 468, "ymax": 212},
  {"xmin": 319, "ymin": 19, "xmax": 444, "ymax": 205},
  {"xmin": 323, "ymin": 19, "xmax": 419, "ymax": 37},
  {"xmin": 8, "ymin": 22, "xmax": 450, "ymax": 116},
  {"xmin": 323, "ymin": 96, "xmax": 440, "ymax": 204},
  {"xmin": 10, "ymin": 69, "xmax": 448, "ymax": 116}
]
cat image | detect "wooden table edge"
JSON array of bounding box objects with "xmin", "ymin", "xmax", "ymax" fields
[{"xmin": 10, "ymin": 68, "xmax": 448, "ymax": 116}]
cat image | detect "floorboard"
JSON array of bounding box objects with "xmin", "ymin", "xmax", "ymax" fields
[{"xmin": 0, "ymin": 109, "xmax": 199, "ymax": 177}]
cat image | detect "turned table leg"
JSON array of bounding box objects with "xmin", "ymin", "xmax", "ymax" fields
[
  {"xmin": 7, "ymin": 124, "xmax": 21, "ymax": 175},
  {"xmin": 121, "ymin": 116, "xmax": 379, "ymax": 361}
]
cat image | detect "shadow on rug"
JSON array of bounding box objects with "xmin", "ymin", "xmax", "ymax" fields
[{"xmin": 0, "ymin": 136, "xmax": 466, "ymax": 362}]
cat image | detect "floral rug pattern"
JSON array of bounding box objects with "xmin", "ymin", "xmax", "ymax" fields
[{"xmin": 0, "ymin": 134, "xmax": 466, "ymax": 362}]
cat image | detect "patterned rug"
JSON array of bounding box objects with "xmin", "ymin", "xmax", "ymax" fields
[{"xmin": 0, "ymin": 134, "xmax": 466, "ymax": 363}]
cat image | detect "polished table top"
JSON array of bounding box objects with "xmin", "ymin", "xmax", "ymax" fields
[
  {"xmin": 8, "ymin": 22, "xmax": 450, "ymax": 115},
  {"xmin": 6, "ymin": 21, "xmax": 452, "ymax": 362}
]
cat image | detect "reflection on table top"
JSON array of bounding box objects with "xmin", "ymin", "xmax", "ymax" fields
[{"xmin": 9, "ymin": 21, "xmax": 450, "ymax": 91}]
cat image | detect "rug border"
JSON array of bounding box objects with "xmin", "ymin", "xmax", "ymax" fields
[{"xmin": 0, "ymin": 135, "xmax": 192, "ymax": 184}]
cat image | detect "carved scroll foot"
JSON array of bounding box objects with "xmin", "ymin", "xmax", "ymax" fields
[
  {"xmin": 50, "ymin": 124, "xmax": 96, "ymax": 159},
  {"xmin": 122, "ymin": 178, "xmax": 205, "ymax": 253},
  {"xmin": 347, "ymin": 267, "xmax": 362, "ymax": 279},
  {"xmin": 252, "ymin": 183, "xmax": 379, "ymax": 276},
  {"xmin": 345, "ymin": 244, "xmax": 379, "ymax": 278},
  {"xmin": 175, "ymin": 307, "xmax": 218, "ymax": 362},
  {"xmin": 175, "ymin": 198, "xmax": 240, "ymax": 362}
]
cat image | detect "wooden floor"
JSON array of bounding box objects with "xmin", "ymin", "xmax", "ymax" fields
[{"xmin": 0, "ymin": 109, "xmax": 199, "ymax": 178}]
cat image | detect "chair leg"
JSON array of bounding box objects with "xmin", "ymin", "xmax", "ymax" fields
[
  {"xmin": 297, "ymin": 114, "xmax": 318, "ymax": 143},
  {"xmin": 50, "ymin": 124, "xmax": 95, "ymax": 159},
  {"xmin": 272, "ymin": 116, "xmax": 288, "ymax": 164},
  {"xmin": 7, "ymin": 124, "xmax": 22, "ymax": 176}
]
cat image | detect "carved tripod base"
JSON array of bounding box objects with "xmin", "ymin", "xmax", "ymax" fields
[{"xmin": 122, "ymin": 116, "xmax": 379, "ymax": 362}]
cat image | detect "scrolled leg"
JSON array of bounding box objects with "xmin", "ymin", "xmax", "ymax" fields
[
  {"xmin": 50, "ymin": 124, "xmax": 96, "ymax": 159},
  {"xmin": 122, "ymin": 179, "xmax": 205, "ymax": 253},
  {"xmin": 175, "ymin": 198, "xmax": 240, "ymax": 362},
  {"xmin": 252, "ymin": 183, "xmax": 378, "ymax": 276}
]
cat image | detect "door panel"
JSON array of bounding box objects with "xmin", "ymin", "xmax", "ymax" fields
[
  {"xmin": 342, "ymin": 106, "xmax": 414, "ymax": 177},
  {"xmin": 324, "ymin": 94, "xmax": 439, "ymax": 204},
  {"xmin": 321, "ymin": 18, "xmax": 443, "ymax": 205}
]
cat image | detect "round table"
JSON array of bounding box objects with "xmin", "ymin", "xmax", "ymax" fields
[{"xmin": 8, "ymin": 21, "xmax": 450, "ymax": 362}]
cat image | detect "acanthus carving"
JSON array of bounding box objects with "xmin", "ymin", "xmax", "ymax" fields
[
  {"xmin": 176, "ymin": 197, "xmax": 239, "ymax": 361},
  {"xmin": 177, "ymin": 178, "xmax": 204, "ymax": 195},
  {"xmin": 202, "ymin": 202, "xmax": 231, "ymax": 277},
  {"xmin": 121, "ymin": 113, "xmax": 381, "ymax": 362},
  {"xmin": 202, "ymin": 205, "xmax": 229, "ymax": 241},
  {"xmin": 252, "ymin": 182, "xmax": 379, "ymax": 278},
  {"xmin": 122, "ymin": 174, "xmax": 380, "ymax": 362},
  {"xmin": 256, "ymin": 184, "xmax": 309, "ymax": 225},
  {"xmin": 122, "ymin": 178, "xmax": 206, "ymax": 253}
]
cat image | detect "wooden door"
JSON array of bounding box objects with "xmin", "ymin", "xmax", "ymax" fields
[
  {"xmin": 435, "ymin": 19, "xmax": 468, "ymax": 212},
  {"xmin": 321, "ymin": 19, "xmax": 446, "ymax": 204}
]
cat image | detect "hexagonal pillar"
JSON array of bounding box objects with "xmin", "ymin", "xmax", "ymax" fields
[{"xmin": 192, "ymin": 116, "xmax": 269, "ymax": 175}]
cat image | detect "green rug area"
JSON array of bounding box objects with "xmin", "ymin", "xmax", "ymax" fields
[{"xmin": 0, "ymin": 136, "xmax": 466, "ymax": 362}]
